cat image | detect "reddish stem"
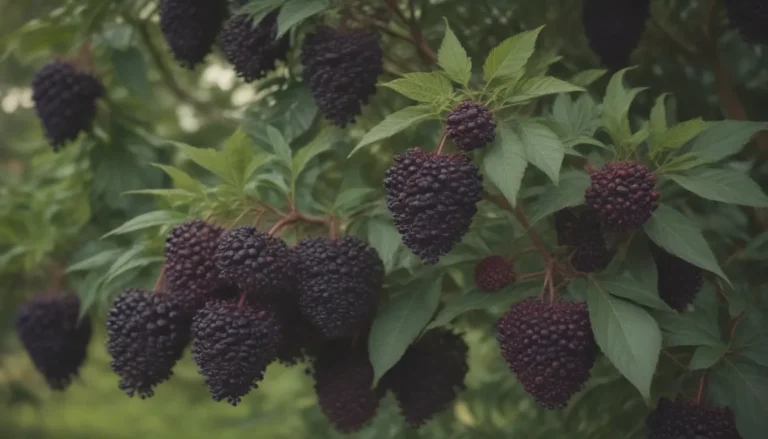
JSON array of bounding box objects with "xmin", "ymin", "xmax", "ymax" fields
[
  {"xmin": 153, "ymin": 264, "xmax": 167, "ymax": 292},
  {"xmin": 384, "ymin": 0, "xmax": 437, "ymax": 64},
  {"xmin": 695, "ymin": 374, "xmax": 709, "ymax": 404},
  {"xmin": 518, "ymin": 271, "xmax": 546, "ymax": 281},
  {"xmin": 268, "ymin": 211, "xmax": 333, "ymax": 236},
  {"xmin": 435, "ymin": 132, "xmax": 448, "ymax": 155},
  {"xmin": 237, "ymin": 291, "xmax": 247, "ymax": 308}
]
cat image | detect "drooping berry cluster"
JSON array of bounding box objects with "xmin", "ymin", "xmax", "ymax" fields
[
  {"xmin": 496, "ymin": 299, "xmax": 597, "ymax": 408},
  {"xmin": 301, "ymin": 26, "xmax": 383, "ymax": 127},
  {"xmin": 554, "ymin": 208, "xmax": 579, "ymax": 247},
  {"xmin": 31, "ymin": 61, "xmax": 103, "ymax": 151},
  {"xmin": 159, "ymin": 0, "xmax": 227, "ymax": 68},
  {"xmin": 313, "ymin": 341, "xmax": 383, "ymax": 433},
  {"xmin": 652, "ymin": 247, "xmax": 704, "ymax": 311},
  {"xmin": 569, "ymin": 210, "xmax": 612, "ymax": 273},
  {"xmin": 215, "ymin": 226, "xmax": 296, "ymax": 301},
  {"xmin": 293, "ymin": 236, "xmax": 384, "ymax": 338},
  {"xmin": 646, "ymin": 397, "xmax": 743, "ymax": 439},
  {"xmin": 385, "ymin": 148, "xmax": 483, "ymax": 264},
  {"xmin": 15, "ymin": 294, "xmax": 92, "ymax": 390},
  {"xmin": 220, "ymin": 12, "xmax": 290, "ymax": 82},
  {"xmin": 384, "ymin": 329, "xmax": 469, "ymax": 428},
  {"xmin": 724, "ymin": 0, "xmax": 768, "ymax": 44},
  {"xmin": 474, "ymin": 255, "xmax": 516, "ymax": 292},
  {"xmin": 275, "ymin": 304, "xmax": 325, "ymax": 366},
  {"xmin": 106, "ymin": 289, "xmax": 193, "ymax": 398},
  {"xmin": 585, "ymin": 161, "xmax": 660, "ymax": 232},
  {"xmin": 191, "ymin": 300, "xmax": 283, "ymax": 406},
  {"xmin": 446, "ymin": 100, "xmax": 497, "ymax": 151},
  {"xmin": 582, "ymin": 0, "xmax": 651, "ymax": 70}
]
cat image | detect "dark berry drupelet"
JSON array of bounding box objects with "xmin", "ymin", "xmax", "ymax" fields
[
  {"xmin": 31, "ymin": 61, "xmax": 103, "ymax": 151},
  {"xmin": 313, "ymin": 341, "xmax": 382, "ymax": 433},
  {"xmin": 15, "ymin": 294, "xmax": 92, "ymax": 390},
  {"xmin": 652, "ymin": 247, "xmax": 704, "ymax": 311},
  {"xmin": 293, "ymin": 236, "xmax": 384, "ymax": 338},
  {"xmin": 585, "ymin": 161, "xmax": 660, "ymax": 232},
  {"xmin": 106, "ymin": 289, "xmax": 194, "ymax": 398},
  {"xmin": 159, "ymin": 0, "xmax": 227, "ymax": 68},
  {"xmin": 191, "ymin": 300, "xmax": 282, "ymax": 405},
  {"xmin": 384, "ymin": 148, "xmax": 484, "ymax": 264},
  {"xmin": 165, "ymin": 220, "xmax": 234, "ymax": 309},
  {"xmin": 474, "ymin": 255, "xmax": 516, "ymax": 292},
  {"xmin": 496, "ymin": 299, "xmax": 598, "ymax": 409},
  {"xmin": 301, "ymin": 26, "xmax": 383, "ymax": 127},
  {"xmin": 554, "ymin": 208, "xmax": 579, "ymax": 247},
  {"xmin": 570, "ymin": 210, "xmax": 612, "ymax": 273},
  {"xmin": 274, "ymin": 303, "xmax": 325, "ymax": 365},
  {"xmin": 384, "ymin": 329, "xmax": 469, "ymax": 428},
  {"xmin": 582, "ymin": 0, "xmax": 651, "ymax": 70},
  {"xmin": 724, "ymin": 0, "xmax": 768, "ymax": 44},
  {"xmin": 214, "ymin": 226, "xmax": 296, "ymax": 301},
  {"xmin": 446, "ymin": 100, "xmax": 497, "ymax": 151},
  {"xmin": 220, "ymin": 12, "xmax": 290, "ymax": 83},
  {"xmin": 646, "ymin": 397, "xmax": 742, "ymax": 439}
]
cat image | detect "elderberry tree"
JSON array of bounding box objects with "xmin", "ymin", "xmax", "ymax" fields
[{"xmin": 1, "ymin": 1, "xmax": 768, "ymax": 438}]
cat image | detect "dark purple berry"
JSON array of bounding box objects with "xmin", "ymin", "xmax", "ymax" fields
[
  {"xmin": 220, "ymin": 12, "xmax": 290, "ymax": 82},
  {"xmin": 585, "ymin": 161, "xmax": 660, "ymax": 232},
  {"xmin": 646, "ymin": 397, "xmax": 742, "ymax": 439},
  {"xmin": 446, "ymin": 100, "xmax": 496, "ymax": 151},
  {"xmin": 474, "ymin": 255, "xmax": 516, "ymax": 292}
]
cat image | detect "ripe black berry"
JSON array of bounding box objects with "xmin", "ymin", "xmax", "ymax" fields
[
  {"xmin": 214, "ymin": 226, "xmax": 296, "ymax": 301},
  {"xmin": 585, "ymin": 161, "xmax": 660, "ymax": 232},
  {"xmin": 301, "ymin": 26, "xmax": 383, "ymax": 127},
  {"xmin": 384, "ymin": 148, "xmax": 483, "ymax": 264},
  {"xmin": 724, "ymin": 0, "xmax": 768, "ymax": 44},
  {"xmin": 554, "ymin": 208, "xmax": 579, "ymax": 247},
  {"xmin": 31, "ymin": 61, "xmax": 103, "ymax": 151},
  {"xmin": 384, "ymin": 329, "xmax": 469, "ymax": 428},
  {"xmin": 313, "ymin": 341, "xmax": 382, "ymax": 433},
  {"xmin": 275, "ymin": 303, "xmax": 325, "ymax": 365},
  {"xmin": 293, "ymin": 236, "xmax": 384, "ymax": 338},
  {"xmin": 652, "ymin": 247, "xmax": 704, "ymax": 312},
  {"xmin": 159, "ymin": 0, "xmax": 227, "ymax": 68},
  {"xmin": 582, "ymin": 0, "xmax": 651, "ymax": 70},
  {"xmin": 220, "ymin": 12, "xmax": 290, "ymax": 83},
  {"xmin": 446, "ymin": 100, "xmax": 497, "ymax": 151},
  {"xmin": 496, "ymin": 299, "xmax": 597, "ymax": 408},
  {"xmin": 191, "ymin": 300, "xmax": 282, "ymax": 405},
  {"xmin": 646, "ymin": 397, "xmax": 742, "ymax": 439},
  {"xmin": 15, "ymin": 294, "xmax": 92, "ymax": 390},
  {"xmin": 106, "ymin": 289, "xmax": 194, "ymax": 398},
  {"xmin": 570, "ymin": 210, "xmax": 612, "ymax": 273},
  {"xmin": 474, "ymin": 255, "xmax": 516, "ymax": 292}
]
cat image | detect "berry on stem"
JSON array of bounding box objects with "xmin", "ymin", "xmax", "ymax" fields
[
  {"xmin": 220, "ymin": 12, "xmax": 290, "ymax": 83},
  {"xmin": 445, "ymin": 100, "xmax": 497, "ymax": 151},
  {"xmin": 582, "ymin": 0, "xmax": 652, "ymax": 70},
  {"xmin": 652, "ymin": 246, "xmax": 704, "ymax": 311},
  {"xmin": 646, "ymin": 397, "xmax": 743, "ymax": 439},
  {"xmin": 585, "ymin": 161, "xmax": 660, "ymax": 232},
  {"xmin": 474, "ymin": 255, "xmax": 516, "ymax": 292},
  {"xmin": 159, "ymin": 0, "xmax": 227, "ymax": 68}
]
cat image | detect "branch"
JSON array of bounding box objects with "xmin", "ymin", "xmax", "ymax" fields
[{"xmin": 384, "ymin": 0, "xmax": 437, "ymax": 64}]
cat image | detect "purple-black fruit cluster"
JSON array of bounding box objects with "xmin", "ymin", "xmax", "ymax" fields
[
  {"xmin": 646, "ymin": 397, "xmax": 743, "ymax": 439},
  {"xmin": 725, "ymin": 0, "xmax": 768, "ymax": 44},
  {"xmin": 652, "ymin": 247, "xmax": 704, "ymax": 311},
  {"xmin": 474, "ymin": 255, "xmax": 516, "ymax": 292},
  {"xmin": 582, "ymin": 0, "xmax": 651, "ymax": 70},
  {"xmin": 585, "ymin": 161, "xmax": 660, "ymax": 232},
  {"xmin": 496, "ymin": 299, "xmax": 597, "ymax": 408},
  {"xmin": 159, "ymin": 0, "xmax": 227, "ymax": 68},
  {"xmin": 569, "ymin": 210, "xmax": 612, "ymax": 273},
  {"xmin": 191, "ymin": 300, "xmax": 283, "ymax": 406},
  {"xmin": 446, "ymin": 100, "xmax": 497, "ymax": 151},
  {"xmin": 31, "ymin": 61, "xmax": 103, "ymax": 151},
  {"xmin": 106, "ymin": 289, "xmax": 193, "ymax": 398},
  {"xmin": 384, "ymin": 148, "xmax": 483, "ymax": 264},
  {"xmin": 301, "ymin": 26, "xmax": 383, "ymax": 127},
  {"xmin": 293, "ymin": 236, "xmax": 384, "ymax": 338},
  {"xmin": 554, "ymin": 208, "xmax": 579, "ymax": 247},
  {"xmin": 220, "ymin": 12, "xmax": 290, "ymax": 82},
  {"xmin": 15, "ymin": 294, "xmax": 92, "ymax": 390}
]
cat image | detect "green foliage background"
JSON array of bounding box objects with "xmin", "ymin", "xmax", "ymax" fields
[{"xmin": 1, "ymin": 0, "xmax": 768, "ymax": 438}]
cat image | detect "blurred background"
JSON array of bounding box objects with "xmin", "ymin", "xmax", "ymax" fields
[{"xmin": 1, "ymin": 0, "xmax": 767, "ymax": 438}]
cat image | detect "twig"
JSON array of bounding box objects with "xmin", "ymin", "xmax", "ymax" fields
[
  {"xmin": 384, "ymin": 0, "xmax": 437, "ymax": 64},
  {"xmin": 663, "ymin": 350, "xmax": 689, "ymax": 370},
  {"xmin": 695, "ymin": 374, "xmax": 709, "ymax": 404},
  {"xmin": 435, "ymin": 132, "xmax": 448, "ymax": 155},
  {"xmin": 268, "ymin": 211, "xmax": 332, "ymax": 236},
  {"xmin": 153, "ymin": 264, "xmax": 167, "ymax": 292},
  {"xmin": 518, "ymin": 271, "xmax": 546, "ymax": 281}
]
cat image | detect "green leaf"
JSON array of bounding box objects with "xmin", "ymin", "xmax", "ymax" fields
[
  {"xmin": 686, "ymin": 121, "xmax": 768, "ymax": 163},
  {"xmin": 689, "ymin": 343, "xmax": 727, "ymax": 370},
  {"xmin": 437, "ymin": 19, "xmax": 472, "ymax": 86},
  {"xmin": 644, "ymin": 204, "xmax": 729, "ymax": 283},
  {"xmin": 266, "ymin": 125, "xmax": 292, "ymax": 168},
  {"xmin": 428, "ymin": 282, "xmax": 539, "ymax": 329},
  {"xmin": 111, "ymin": 47, "xmax": 151, "ymax": 100},
  {"xmin": 222, "ymin": 127, "xmax": 260, "ymax": 189},
  {"xmin": 654, "ymin": 118, "xmax": 709, "ymax": 151},
  {"xmin": 602, "ymin": 68, "xmax": 647, "ymax": 146},
  {"xmin": 368, "ymin": 276, "xmax": 444, "ymax": 384},
  {"xmin": 668, "ymin": 168, "xmax": 768, "ymax": 207},
  {"xmin": 367, "ymin": 217, "xmax": 402, "ymax": 273},
  {"xmin": 528, "ymin": 171, "xmax": 589, "ymax": 224},
  {"xmin": 654, "ymin": 286, "xmax": 722, "ymax": 347},
  {"xmin": 731, "ymin": 317, "xmax": 768, "ymax": 368},
  {"xmin": 587, "ymin": 281, "xmax": 661, "ymax": 402},
  {"xmin": 624, "ymin": 235, "xmax": 658, "ymax": 290},
  {"xmin": 276, "ymin": 0, "xmax": 328, "ymax": 38},
  {"xmin": 102, "ymin": 210, "xmax": 186, "ymax": 238},
  {"xmin": 243, "ymin": 84, "xmax": 318, "ymax": 144},
  {"xmin": 649, "ymin": 93, "xmax": 669, "ymax": 148},
  {"xmin": 66, "ymin": 249, "xmax": 122, "ymax": 273},
  {"xmin": 517, "ymin": 120, "xmax": 564, "ymax": 184},
  {"xmin": 569, "ymin": 69, "xmax": 607, "ymax": 87},
  {"xmin": 483, "ymin": 26, "xmax": 543, "ymax": 85},
  {"xmin": 596, "ymin": 273, "xmax": 670, "ymax": 310},
  {"xmin": 382, "ymin": 72, "xmax": 453, "ymax": 103},
  {"xmin": 483, "ymin": 122, "xmax": 528, "ymax": 207},
  {"xmin": 506, "ymin": 76, "xmax": 584, "ymax": 104},
  {"xmin": 350, "ymin": 105, "xmax": 437, "ymax": 157},
  {"xmin": 151, "ymin": 164, "xmax": 204, "ymax": 194},
  {"xmin": 101, "ymin": 23, "xmax": 133, "ymax": 50},
  {"xmin": 172, "ymin": 141, "xmax": 230, "ymax": 181},
  {"xmin": 103, "ymin": 256, "xmax": 164, "ymax": 285},
  {"xmin": 292, "ymin": 128, "xmax": 336, "ymax": 189},
  {"xmin": 710, "ymin": 360, "xmax": 768, "ymax": 439},
  {"xmin": 101, "ymin": 245, "xmax": 145, "ymax": 285}
]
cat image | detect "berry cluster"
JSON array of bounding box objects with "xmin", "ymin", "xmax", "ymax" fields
[
  {"xmin": 446, "ymin": 100, "xmax": 497, "ymax": 151},
  {"xmin": 15, "ymin": 294, "xmax": 92, "ymax": 390},
  {"xmin": 652, "ymin": 246, "xmax": 704, "ymax": 311},
  {"xmin": 585, "ymin": 161, "xmax": 660, "ymax": 232},
  {"xmin": 220, "ymin": 12, "xmax": 290, "ymax": 82},
  {"xmin": 31, "ymin": 61, "xmax": 103, "ymax": 151},
  {"xmin": 725, "ymin": 0, "xmax": 768, "ymax": 44},
  {"xmin": 496, "ymin": 299, "xmax": 598, "ymax": 408},
  {"xmin": 569, "ymin": 210, "xmax": 612, "ymax": 273},
  {"xmin": 385, "ymin": 148, "xmax": 483, "ymax": 264},
  {"xmin": 582, "ymin": 0, "xmax": 651, "ymax": 70},
  {"xmin": 301, "ymin": 26, "xmax": 383, "ymax": 126},
  {"xmin": 474, "ymin": 255, "xmax": 516, "ymax": 292},
  {"xmin": 159, "ymin": 0, "xmax": 227, "ymax": 68},
  {"xmin": 646, "ymin": 397, "xmax": 742, "ymax": 439}
]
